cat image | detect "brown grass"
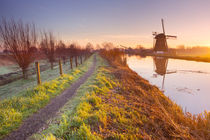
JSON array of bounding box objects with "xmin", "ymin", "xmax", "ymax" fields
[{"xmin": 99, "ymin": 49, "xmax": 210, "ymax": 139}]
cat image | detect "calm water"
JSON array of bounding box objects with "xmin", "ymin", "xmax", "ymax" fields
[{"xmin": 127, "ymin": 55, "xmax": 210, "ymax": 115}]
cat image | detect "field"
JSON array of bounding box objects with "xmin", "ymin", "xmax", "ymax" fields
[{"xmin": 0, "ymin": 55, "xmax": 17, "ymax": 75}]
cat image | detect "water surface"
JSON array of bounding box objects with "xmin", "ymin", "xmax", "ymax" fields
[{"xmin": 127, "ymin": 55, "xmax": 210, "ymax": 114}]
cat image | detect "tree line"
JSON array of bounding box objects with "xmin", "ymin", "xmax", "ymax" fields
[{"xmin": 0, "ymin": 19, "xmax": 93, "ymax": 79}]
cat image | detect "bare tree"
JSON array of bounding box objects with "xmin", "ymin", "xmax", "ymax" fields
[
  {"xmin": 102, "ymin": 42, "xmax": 115, "ymax": 50},
  {"xmin": 68, "ymin": 43, "xmax": 80, "ymax": 66},
  {"xmin": 56, "ymin": 40, "xmax": 67, "ymax": 64},
  {"xmin": 40, "ymin": 31, "xmax": 56, "ymax": 69},
  {"xmin": 84, "ymin": 42, "xmax": 93, "ymax": 59},
  {"xmin": 0, "ymin": 19, "xmax": 37, "ymax": 79}
]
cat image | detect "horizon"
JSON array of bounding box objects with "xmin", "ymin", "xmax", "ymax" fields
[{"xmin": 1, "ymin": 0, "xmax": 210, "ymax": 48}]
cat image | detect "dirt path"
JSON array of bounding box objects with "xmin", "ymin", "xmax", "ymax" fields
[{"xmin": 4, "ymin": 56, "xmax": 96, "ymax": 140}]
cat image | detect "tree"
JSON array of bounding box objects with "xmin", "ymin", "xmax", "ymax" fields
[
  {"xmin": 84, "ymin": 42, "xmax": 93, "ymax": 58},
  {"xmin": 40, "ymin": 32, "xmax": 56, "ymax": 69},
  {"xmin": 68, "ymin": 43, "xmax": 77, "ymax": 57},
  {"xmin": 86, "ymin": 42, "xmax": 94, "ymax": 52},
  {"xmin": 102, "ymin": 42, "xmax": 114, "ymax": 50},
  {"xmin": 68, "ymin": 43, "xmax": 81, "ymax": 67},
  {"xmin": 0, "ymin": 19, "xmax": 37, "ymax": 79},
  {"xmin": 56, "ymin": 40, "xmax": 67, "ymax": 64},
  {"xmin": 96, "ymin": 44, "xmax": 101, "ymax": 50}
]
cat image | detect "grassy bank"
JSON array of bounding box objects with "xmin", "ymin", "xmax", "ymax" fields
[
  {"xmin": 0, "ymin": 55, "xmax": 93, "ymax": 139},
  {"xmin": 101, "ymin": 50, "xmax": 210, "ymax": 139},
  {"xmin": 33, "ymin": 53, "xmax": 209, "ymax": 139}
]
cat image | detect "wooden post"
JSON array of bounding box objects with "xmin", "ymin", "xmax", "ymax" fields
[
  {"xmin": 59, "ymin": 59, "xmax": 63, "ymax": 76},
  {"xmin": 75, "ymin": 56, "xmax": 78, "ymax": 67},
  {"xmin": 35, "ymin": 61, "xmax": 41, "ymax": 85},
  {"xmin": 70, "ymin": 57, "xmax": 73, "ymax": 69}
]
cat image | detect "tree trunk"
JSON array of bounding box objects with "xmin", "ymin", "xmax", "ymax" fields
[
  {"xmin": 51, "ymin": 62, "xmax": 54, "ymax": 70},
  {"xmin": 80, "ymin": 56, "xmax": 82, "ymax": 64},
  {"xmin": 22, "ymin": 68, "xmax": 28, "ymax": 79},
  {"xmin": 75, "ymin": 56, "xmax": 78, "ymax": 67}
]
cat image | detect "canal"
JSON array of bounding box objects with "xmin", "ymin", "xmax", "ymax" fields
[{"xmin": 127, "ymin": 55, "xmax": 210, "ymax": 115}]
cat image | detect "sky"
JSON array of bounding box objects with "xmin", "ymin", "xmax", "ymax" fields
[{"xmin": 1, "ymin": 0, "xmax": 210, "ymax": 48}]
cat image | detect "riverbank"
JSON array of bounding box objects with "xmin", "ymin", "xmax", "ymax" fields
[
  {"xmin": 147, "ymin": 53, "xmax": 210, "ymax": 63},
  {"xmin": 32, "ymin": 52, "xmax": 209, "ymax": 139},
  {"xmin": 101, "ymin": 50, "xmax": 210, "ymax": 139}
]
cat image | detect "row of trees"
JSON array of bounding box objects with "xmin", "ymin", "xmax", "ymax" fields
[
  {"xmin": 0, "ymin": 19, "xmax": 93, "ymax": 79},
  {"xmin": 176, "ymin": 45, "xmax": 210, "ymax": 55}
]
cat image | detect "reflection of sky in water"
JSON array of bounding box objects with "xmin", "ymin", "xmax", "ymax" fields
[{"xmin": 127, "ymin": 56, "xmax": 210, "ymax": 115}]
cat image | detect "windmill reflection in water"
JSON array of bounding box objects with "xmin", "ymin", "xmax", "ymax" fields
[{"xmin": 153, "ymin": 57, "xmax": 168, "ymax": 91}]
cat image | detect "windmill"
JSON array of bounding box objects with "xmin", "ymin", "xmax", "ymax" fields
[{"xmin": 153, "ymin": 19, "xmax": 177, "ymax": 52}]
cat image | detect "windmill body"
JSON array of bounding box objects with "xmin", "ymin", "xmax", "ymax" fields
[
  {"xmin": 154, "ymin": 33, "xmax": 168, "ymax": 52},
  {"xmin": 153, "ymin": 19, "xmax": 177, "ymax": 53}
]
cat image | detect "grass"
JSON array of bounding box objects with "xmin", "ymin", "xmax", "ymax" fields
[
  {"xmin": 100, "ymin": 50, "xmax": 210, "ymax": 139},
  {"xmin": 33, "ymin": 54, "xmax": 157, "ymax": 139},
  {"xmin": 4, "ymin": 52, "xmax": 210, "ymax": 139},
  {"xmin": 30, "ymin": 54, "xmax": 112, "ymax": 139},
  {"xmin": 0, "ymin": 65, "xmax": 19, "ymax": 75},
  {"xmin": 0, "ymin": 55, "xmax": 93, "ymax": 139},
  {"xmin": 0, "ymin": 57, "xmax": 81, "ymax": 99},
  {"xmin": 31, "ymin": 53, "xmax": 210, "ymax": 139}
]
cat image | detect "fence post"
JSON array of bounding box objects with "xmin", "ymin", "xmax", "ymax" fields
[
  {"xmin": 35, "ymin": 61, "xmax": 41, "ymax": 85},
  {"xmin": 70, "ymin": 57, "xmax": 73, "ymax": 69},
  {"xmin": 59, "ymin": 59, "xmax": 63, "ymax": 76}
]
